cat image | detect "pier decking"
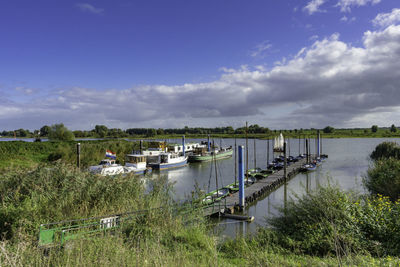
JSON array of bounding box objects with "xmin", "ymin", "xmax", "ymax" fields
[{"xmin": 202, "ymin": 157, "xmax": 310, "ymax": 217}]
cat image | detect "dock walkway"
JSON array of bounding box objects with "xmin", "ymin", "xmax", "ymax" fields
[{"xmin": 202, "ymin": 157, "xmax": 309, "ymax": 217}]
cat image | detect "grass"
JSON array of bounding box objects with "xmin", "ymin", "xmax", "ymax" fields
[{"xmin": 1, "ymin": 144, "xmax": 400, "ymax": 265}]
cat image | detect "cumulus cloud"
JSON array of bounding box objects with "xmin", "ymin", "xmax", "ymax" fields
[
  {"xmin": 76, "ymin": 3, "xmax": 104, "ymax": 15},
  {"xmin": 372, "ymin": 8, "xmax": 400, "ymax": 28},
  {"xmin": 336, "ymin": 0, "xmax": 381, "ymax": 13},
  {"xmin": 3, "ymin": 23, "xmax": 400, "ymax": 130},
  {"xmin": 303, "ymin": 0, "xmax": 327, "ymax": 15}
]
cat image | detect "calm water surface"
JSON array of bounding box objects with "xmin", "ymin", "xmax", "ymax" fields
[{"xmin": 152, "ymin": 137, "xmax": 400, "ymax": 237}]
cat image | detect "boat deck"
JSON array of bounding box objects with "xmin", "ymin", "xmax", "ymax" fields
[{"xmin": 202, "ymin": 157, "xmax": 310, "ymax": 217}]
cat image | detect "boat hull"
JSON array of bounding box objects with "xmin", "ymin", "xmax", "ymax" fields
[
  {"xmin": 188, "ymin": 149, "xmax": 233, "ymax": 162},
  {"xmin": 149, "ymin": 158, "xmax": 188, "ymax": 170}
]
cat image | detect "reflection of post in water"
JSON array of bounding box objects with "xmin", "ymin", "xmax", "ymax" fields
[
  {"xmin": 306, "ymin": 172, "xmax": 310, "ymax": 193},
  {"xmin": 267, "ymin": 194, "xmax": 271, "ymax": 215},
  {"xmin": 284, "ymin": 180, "xmax": 288, "ymax": 215}
]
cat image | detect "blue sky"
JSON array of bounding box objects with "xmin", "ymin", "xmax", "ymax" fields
[{"xmin": 1, "ymin": 0, "xmax": 400, "ymax": 130}]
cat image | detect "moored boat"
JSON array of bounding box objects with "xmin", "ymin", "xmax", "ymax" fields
[
  {"xmin": 201, "ymin": 187, "xmax": 230, "ymax": 205},
  {"xmin": 273, "ymin": 133, "xmax": 285, "ymax": 152},
  {"xmin": 188, "ymin": 146, "xmax": 233, "ymax": 162},
  {"xmin": 123, "ymin": 154, "xmax": 152, "ymax": 175},
  {"xmin": 89, "ymin": 158, "xmax": 125, "ymax": 176},
  {"xmin": 148, "ymin": 152, "xmax": 188, "ymax": 170}
]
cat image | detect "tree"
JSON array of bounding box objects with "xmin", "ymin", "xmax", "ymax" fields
[
  {"xmin": 40, "ymin": 125, "xmax": 51, "ymax": 136},
  {"xmin": 94, "ymin": 125, "xmax": 108, "ymax": 138},
  {"xmin": 371, "ymin": 125, "xmax": 378, "ymax": 133},
  {"xmin": 390, "ymin": 124, "xmax": 397, "ymax": 133},
  {"xmin": 323, "ymin": 126, "xmax": 334, "ymax": 134},
  {"xmin": 48, "ymin": 123, "xmax": 75, "ymax": 141}
]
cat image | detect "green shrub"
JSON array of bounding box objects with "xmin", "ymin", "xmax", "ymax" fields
[
  {"xmin": 370, "ymin": 142, "xmax": 400, "ymax": 161},
  {"xmin": 266, "ymin": 185, "xmax": 400, "ymax": 257},
  {"xmin": 365, "ymin": 158, "xmax": 400, "ymax": 201}
]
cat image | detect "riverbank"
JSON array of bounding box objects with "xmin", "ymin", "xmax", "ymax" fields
[{"xmin": 1, "ymin": 164, "xmax": 399, "ymax": 266}]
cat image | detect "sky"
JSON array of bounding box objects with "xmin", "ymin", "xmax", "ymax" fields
[{"xmin": 1, "ymin": 0, "xmax": 400, "ymax": 131}]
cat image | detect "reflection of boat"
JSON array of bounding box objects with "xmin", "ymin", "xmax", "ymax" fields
[
  {"xmin": 89, "ymin": 159, "xmax": 124, "ymax": 176},
  {"xmin": 224, "ymin": 182, "xmax": 239, "ymax": 193},
  {"xmin": 124, "ymin": 154, "xmax": 152, "ymax": 175},
  {"xmin": 273, "ymin": 133, "xmax": 284, "ymax": 152},
  {"xmin": 148, "ymin": 152, "xmax": 188, "ymax": 170},
  {"xmin": 188, "ymin": 144, "xmax": 233, "ymax": 162}
]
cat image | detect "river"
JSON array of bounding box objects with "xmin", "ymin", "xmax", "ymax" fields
[{"xmin": 151, "ymin": 137, "xmax": 400, "ymax": 237}]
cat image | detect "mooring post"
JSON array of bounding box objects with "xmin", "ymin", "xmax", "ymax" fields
[
  {"xmin": 283, "ymin": 142, "xmax": 287, "ymax": 180},
  {"xmin": 182, "ymin": 135, "xmax": 185, "ymax": 157},
  {"xmin": 76, "ymin": 143, "xmax": 81, "ymax": 169},
  {"xmin": 207, "ymin": 134, "xmax": 210, "ymax": 152},
  {"xmin": 238, "ymin": 145, "xmax": 245, "ymax": 209}
]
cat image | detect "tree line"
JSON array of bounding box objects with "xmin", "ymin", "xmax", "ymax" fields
[{"xmin": 1, "ymin": 123, "xmax": 399, "ymax": 141}]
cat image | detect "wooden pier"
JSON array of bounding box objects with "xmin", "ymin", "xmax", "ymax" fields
[{"xmin": 202, "ymin": 157, "xmax": 309, "ymax": 217}]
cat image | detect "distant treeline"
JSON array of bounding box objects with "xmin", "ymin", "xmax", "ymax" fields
[
  {"xmin": 1, "ymin": 124, "xmax": 270, "ymax": 138},
  {"xmin": 1, "ymin": 124, "xmax": 399, "ymax": 139}
]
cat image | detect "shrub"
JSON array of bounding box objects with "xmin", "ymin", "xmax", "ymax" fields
[
  {"xmin": 364, "ymin": 158, "xmax": 400, "ymax": 201},
  {"xmin": 370, "ymin": 142, "xmax": 400, "ymax": 161}
]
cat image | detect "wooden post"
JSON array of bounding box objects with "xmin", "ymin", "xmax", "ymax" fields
[
  {"xmin": 283, "ymin": 142, "xmax": 287, "ymax": 180},
  {"xmin": 76, "ymin": 143, "xmax": 81, "ymax": 169}
]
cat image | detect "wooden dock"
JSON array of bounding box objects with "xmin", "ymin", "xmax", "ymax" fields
[{"xmin": 202, "ymin": 157, "xmax": 309, "ymax": 217}]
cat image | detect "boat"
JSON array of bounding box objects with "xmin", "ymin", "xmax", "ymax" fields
[
  {"xmin": 273, "ymin": 133, "xmax": 285, "ymax": 152},
  {"xmin": 89, "ymin": 158, "xmax": 125, "ymax": 176},
  {"xmin": 123, "ymin": 154, "xmax": 152, "ymax": 175},
  {"xmin": 89, "ymin": 150, "xmax": 125, "ymax": 176},
  {"xmin": 188, "ymin": 145, "xmax": 233, "ymax": 162},
  {"xmin": 300, "ymin": 163, "xmax": 317, "ymax": 172},
  {"xmin": 201, "ymin": 187, "xmax": 230, "ymax": 205},
  {"xmin": 147, "ymin": 152, "xmax": 188, "ymax": 170},
  {"xmin": 224, "ymin": 182, "xmax": 239, "ymax": 193}
]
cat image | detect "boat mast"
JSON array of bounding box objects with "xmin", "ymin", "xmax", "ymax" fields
[
  {"xmin": 213, "ymin": 139, "xmax": 219, "ymax": 198},
  {"xmin": 245, "ymin": 122, "xmax": 248, "ymax": 179},
  {"xmin": 235, "ymin": 137, "xmax": 237, "ymax": 186},
  {"xmin": 254, "ymin": 138, "xmax": 256, "ymax": 170},
  {"xmin": 267, "ymin": 138, "xmax": 270, "ymax": 167}
]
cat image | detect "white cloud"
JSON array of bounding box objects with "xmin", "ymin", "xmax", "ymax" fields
[
  {"xmin": 250, "ymin": 41, "xmax": 272, "ymax": 58},
  {"xmin": 76, "ymin": 3, "xmax": 104, "ymax": 15},
  {"xmin": 3, "ymin": 24, "xmax": 400, "ymax": 130},
  {"xmin": 336, "ymin": 0, "xmax": 381, "ymax": 13},
  {"xmin": 303, "ymin": 0, "xmax": 327, "ymax": 15},
  {"xmin": 372, "ymin": 8, "xmax": 400, "ymax": 28}
]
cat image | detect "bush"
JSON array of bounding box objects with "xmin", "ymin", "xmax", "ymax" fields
[
  {"xmin": 364, "ymin": 158, "xmax": 400, "ymax": 201},
  {"xmin": 370, "ymin": 142, "xmax": 400, "ymax": 161},
  {"xmin": 48, "ymin": 123, "xmax": 75, "ymax": 141},
  {"xmin": 266, "ymin": 185, "xmax": 400, "ymax": 257}
]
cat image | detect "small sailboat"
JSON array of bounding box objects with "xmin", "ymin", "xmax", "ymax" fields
[{"xmin": 273, "ymin": 133, "xmax": 285, "ymax": 152}]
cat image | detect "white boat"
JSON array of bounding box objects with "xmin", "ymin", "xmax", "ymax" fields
[
  {"xmin": 89, "ymin": 159, "xmax": 124, "ymax": 176},
  {"xmin": 124, "ymin": 154, "xmax": 151, "ymax": 175},
  {"xmin": 273, "ymin": 133, "xmax": 285, "ymax": 152},
  {"xmin": 148, "ymin": 152, "xmax": 188, "ymax": 170}
]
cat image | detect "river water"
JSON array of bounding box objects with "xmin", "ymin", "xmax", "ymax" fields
[{"xmin": 151, "ymin": 137, "xmax": 400, "ymax": 237}]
